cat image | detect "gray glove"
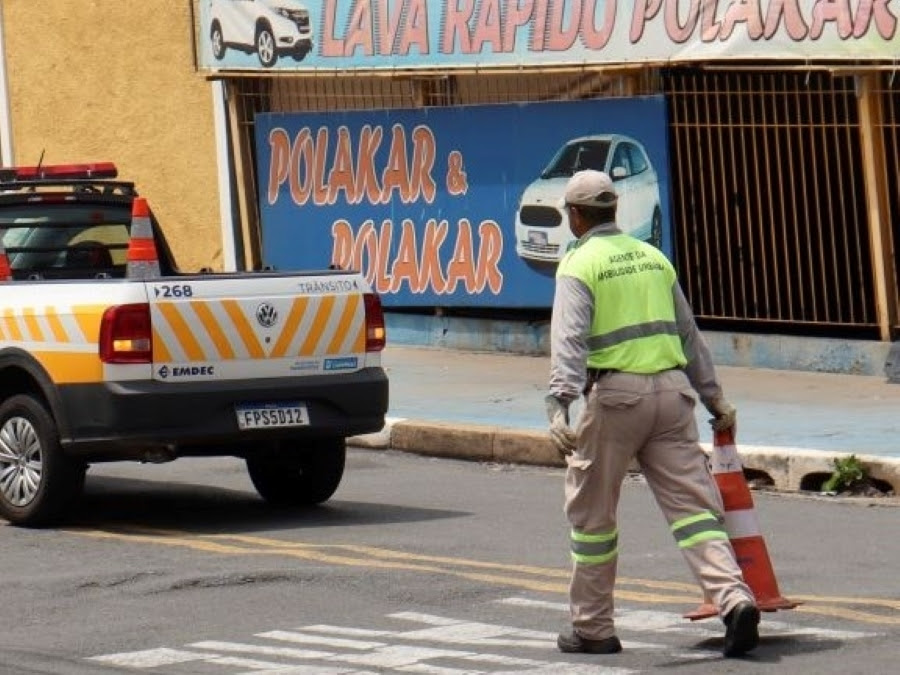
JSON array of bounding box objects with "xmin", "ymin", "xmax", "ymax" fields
[
  {"xmin": 545, "ymin": 395, "xmax": 577, "ymax": 457},
  {"xmin": 707, "ymin": 396, "xmax": 737, "ymax": 432}
]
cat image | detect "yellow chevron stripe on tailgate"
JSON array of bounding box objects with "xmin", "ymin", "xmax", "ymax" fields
[
  {"xmin": 270, "ymin": 296, "xmax": 309, "ymax": 359},
  {"xmin": 352, "ymin": 311, "xmax": 366, "ymax": 352},
  {"xmin": 327, "ymin": 294, "xmax": 360, "ymax": 354},
  {"xmin": 190, "ymin": 301, "xmax": 236, "ymax": 360},
  {"xmin": 157, "ymin": 302, "xmax": 206, "ymax": 361},
  {"xmin": 222, "ymin": 300, "xmax": 264, "ymax": 358},
  {"xmin": 152, "ymin": 328, "xmax": 173, "ymax": 362},
  {"xmin": 300, "ymin": 295, "xmax": 336, "ymax": 356}
]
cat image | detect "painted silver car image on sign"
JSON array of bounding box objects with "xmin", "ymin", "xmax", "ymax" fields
[
  {"xmin": 208, "ymin": 0, "xmax": 313, "ymax": 68},
  {"xmin": 515, "ymin": 134, "xmax": 662, "ymax": 263}
]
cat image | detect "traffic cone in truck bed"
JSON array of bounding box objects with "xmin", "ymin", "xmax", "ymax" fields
[
  {"xmin": 684, "ymin": 428, "xmax": 800, "ymax": 620},
  {"xmin": 0, "ymin": 236, "xmax": 11, "ymax": 280},
  {"xmin": 126, "ymin": 197, "xmax": 161, "ymax": 279}
]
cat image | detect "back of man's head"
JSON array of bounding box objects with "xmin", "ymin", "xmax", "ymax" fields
[{"xmin": 561, "ymin": 170, "xmax": 618, "ymax": 224}]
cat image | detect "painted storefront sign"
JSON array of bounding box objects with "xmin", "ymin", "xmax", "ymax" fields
[
  {"xmin": 197, "ymin": 0, "xmax": 900, "ymax": 71},
  {"xmin": 256, "ymin": 97, "xmax": 672, "ymax": 307}
]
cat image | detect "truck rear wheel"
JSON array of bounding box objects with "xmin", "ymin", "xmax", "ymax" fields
[
  {"xmin": 246, "ymin": 438, "xmax": 346, "ymax": 506},
  {"xmin": 0, "ymin": 394, "xmax": 86, "ymax": 527}
]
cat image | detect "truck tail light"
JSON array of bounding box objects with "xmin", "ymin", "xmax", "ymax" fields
[
  {"xmin": 99, "ymin": 303, "xmax": 152, "ymax": 364},
  {"xmin": 363, "ymin": 292, "xmax": 386, "ymax": 352}
]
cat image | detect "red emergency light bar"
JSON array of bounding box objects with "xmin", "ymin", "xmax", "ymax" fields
[{"xmin": 0, "ymin": 162, "xmax": 118, "ymax": 181}]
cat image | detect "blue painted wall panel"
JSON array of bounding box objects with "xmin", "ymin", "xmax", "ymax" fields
[{"xmin": 256, "ymin": 97, "xmax": 672, "ymax": 308}]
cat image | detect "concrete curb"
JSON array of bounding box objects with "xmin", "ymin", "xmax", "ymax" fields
[{"xmin": 350, "ymin": 418, "xmax": 900, "ymax": 496}]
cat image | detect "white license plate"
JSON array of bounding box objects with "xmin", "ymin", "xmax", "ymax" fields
[
  {"xmin": 528, "ymin": 230, "xmax": 548, "ymax": 245},
  {"xmin": 236, "ymin": 403, "xmax": 309, "ymax": 430}
]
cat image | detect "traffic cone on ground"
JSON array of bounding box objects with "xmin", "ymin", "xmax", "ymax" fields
[
  {"xmin": 0, "ymin": 234, "xmax": 12, "ymax": 280},
  {"xmin": 684, "ymin": 428, "xmax": 800, "ymax": 620},
  {"xmin": 126, "ymin": 197, "xmax": 161, "ymax": 279}
]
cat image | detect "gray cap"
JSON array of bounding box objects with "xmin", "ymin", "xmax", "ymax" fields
[{"xmin": 559, "ymin": 169, "xmax": 618, "ymax": 208}]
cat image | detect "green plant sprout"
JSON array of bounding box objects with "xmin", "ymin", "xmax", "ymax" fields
[{"xmin": 821, "ymin": 455, "xmax": 868, "ymax": 493}]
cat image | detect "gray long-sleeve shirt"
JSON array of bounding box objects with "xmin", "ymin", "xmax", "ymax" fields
[{"xmin": 548, "ymin": 223, "xmax": 723, "ymax": 409}]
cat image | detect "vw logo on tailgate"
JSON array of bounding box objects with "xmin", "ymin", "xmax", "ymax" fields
[{"xmin": 256, "ymin": 302, "xmax": 278, "ymax": 328}]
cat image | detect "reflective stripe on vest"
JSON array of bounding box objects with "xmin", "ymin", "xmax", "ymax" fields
[
  {"xmin": 670, "ymin": 512, "xmax": 728, "ymax": 549},
  {"xmin": 570, "ymin": 528, "xmax": 619, "ymax": 565},
  {"xmin": 586, "ymin": 319, "xmax": 679, "ymax": 351},
  {"xmin": 558, "ymin": 234, "xmax": 687, "ymax": 373}
]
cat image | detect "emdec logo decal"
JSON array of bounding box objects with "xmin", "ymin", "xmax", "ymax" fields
[{"xmin": 256, "ymin": 302, "xmax": 278, "ymax": 328}]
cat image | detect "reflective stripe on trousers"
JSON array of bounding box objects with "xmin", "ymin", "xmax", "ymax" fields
[
  {"xmin": 671, "ymin": 511, "xmax": 729, "ymax": 549},
  {"xmin": 570, "ymin": 528, "xmax": 619, "ymax": 565}
]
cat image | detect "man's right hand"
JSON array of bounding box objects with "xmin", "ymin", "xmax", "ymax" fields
[
  {"xmin": 708, "ymin": 396, "xmax": 737, "ymax": 432},
  {"xmin": 545, "ymin": 395, "xmax": 577, "ymax": 457}
]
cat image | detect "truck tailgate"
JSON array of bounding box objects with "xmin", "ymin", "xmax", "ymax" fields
[{"xmin": 146, "ymin": 274, "xmax": 371, "ymax": 382}]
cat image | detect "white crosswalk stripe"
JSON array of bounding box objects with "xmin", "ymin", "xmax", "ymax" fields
[
  {"xmin": 90, "ymin": 648, "xmax": 211, "ymax": 668},
  {"xmin": 87, "ymin": 595, "xmax": 877, "ymax": 673}
]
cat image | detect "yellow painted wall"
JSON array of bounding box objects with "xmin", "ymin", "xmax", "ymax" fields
[{"xmin": 2, "ymin": 0, "xmax": 222, "ymax": 272}]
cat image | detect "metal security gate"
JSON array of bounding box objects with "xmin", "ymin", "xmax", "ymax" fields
[
  {"xmin": 877, "ymin": 77, "xmax": 900, "ymax": 336},
  {"xmin": 661, "ymin": 68, "xmax": 879, "ymax": 338}
]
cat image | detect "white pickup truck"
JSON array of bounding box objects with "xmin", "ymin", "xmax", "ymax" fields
[{"xmin": 0, "ymin": 162, "xmax": 388, "ymax": 526}]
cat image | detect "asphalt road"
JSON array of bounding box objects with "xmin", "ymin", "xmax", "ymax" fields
[{"xmin": 1, "ymin": 449, "xmax": 898, "ymax": 674}]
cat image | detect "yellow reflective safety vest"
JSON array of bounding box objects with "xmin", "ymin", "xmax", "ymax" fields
[{"xmin": 557, "ymin": 233, "xmax": 687, "ymax": 373}]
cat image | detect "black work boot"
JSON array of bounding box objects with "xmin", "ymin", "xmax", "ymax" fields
[
  {"xmin": 557, "ymin": 630, "xmax": 622, "ymax": 654},
  {"xmin": 723, "ymin": 601, "xmax": 761, "ymax": 657}
]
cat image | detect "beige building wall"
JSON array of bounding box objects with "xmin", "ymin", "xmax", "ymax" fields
[{"xmin": 2, "ymin": 0, "xmax": 222, "ymax": 272}]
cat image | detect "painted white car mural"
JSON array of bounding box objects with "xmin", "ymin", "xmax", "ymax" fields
[
  {"xmin": 208, "ymin": 0, "xmax": 313, "ymax": 68},
  {"xmin": 515, "ymin": 134, "xmax": 662, "ymax": 264}
]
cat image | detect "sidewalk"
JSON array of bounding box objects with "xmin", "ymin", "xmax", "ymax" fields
[{"xmin": 352, "ymin": 345, "xmax": 900, "ymax": 495}]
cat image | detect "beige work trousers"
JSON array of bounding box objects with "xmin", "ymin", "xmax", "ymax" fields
[{"xmin": 564, "ymin": 369, "xmax": 753, "ymax": 640}]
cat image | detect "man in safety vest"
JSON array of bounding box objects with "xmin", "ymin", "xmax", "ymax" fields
[{"xmin": 546, "ymin": 169, "xmax": 760, "ymax": 658}]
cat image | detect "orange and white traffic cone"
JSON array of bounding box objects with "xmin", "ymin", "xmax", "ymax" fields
[
  {"xmin": 0, "ymin": 234, "xmax": 12, "ymax": 281},
  {"xmin": 126, "ymin": 197, "xmax": 161, "ymax": 279},
  {"xmin": 684, "ymin": 428, "xmax": 800, "ymax": 620}
]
